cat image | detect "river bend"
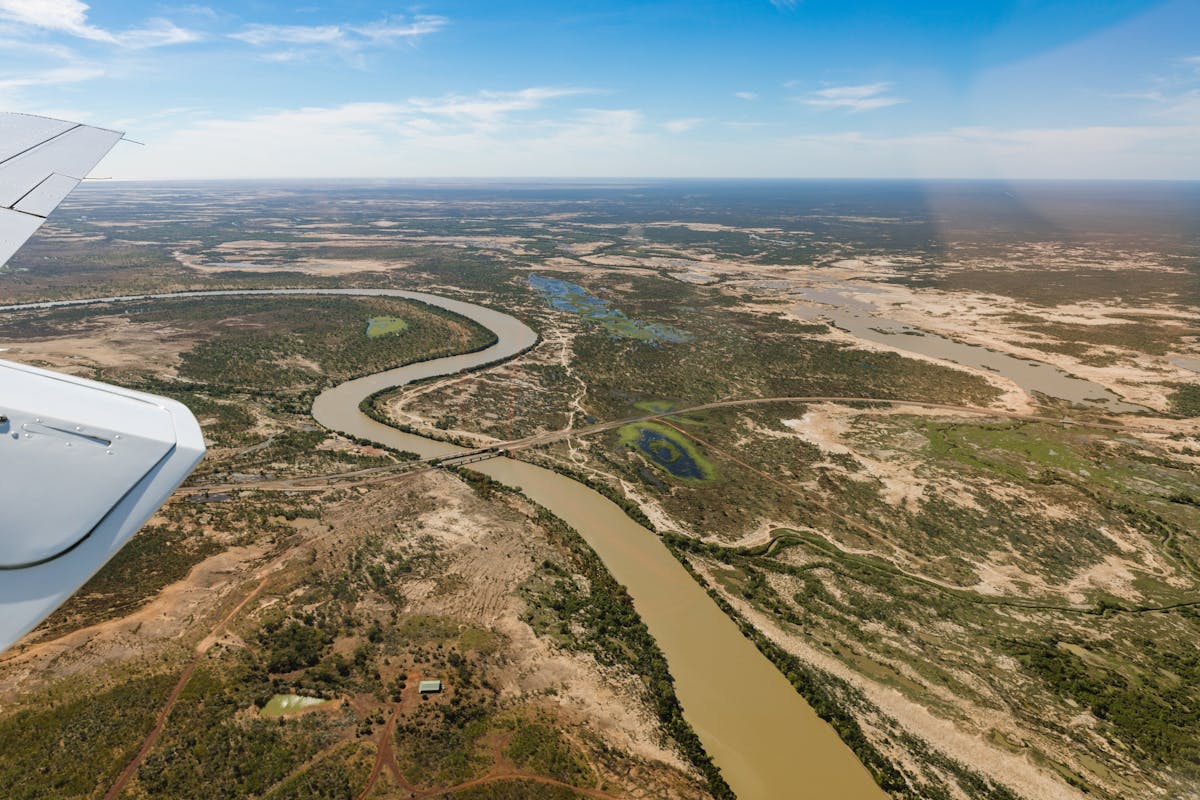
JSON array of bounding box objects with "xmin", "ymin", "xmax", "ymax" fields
[{"xmin": 2, "ymin": 288, "xmax": 884, "ymax": 800}]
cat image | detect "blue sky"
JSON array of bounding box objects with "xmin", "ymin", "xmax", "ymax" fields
[{"xmin": 1, "ymin": 0, "xmax": 1197, "ymax": 178}]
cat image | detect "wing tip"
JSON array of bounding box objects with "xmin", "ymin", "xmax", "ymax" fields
[{"xmin": 0, "ymin": 110, "xmax": 124, "ymax": 138}]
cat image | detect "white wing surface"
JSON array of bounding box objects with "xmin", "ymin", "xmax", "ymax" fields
[
  {"xmin": 0, "ymin": 112, "xmax": 123, "ymax": 267},
  {"xmin": 0, "ymin": 363, "xmax": 206, "ymax": 650},
  {"xmin": 0, "ymin": 114, "xmax": 205, "ymax": 652}
]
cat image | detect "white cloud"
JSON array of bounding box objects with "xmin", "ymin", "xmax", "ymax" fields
[
  {"xmin": 352, "ymin": 17, "xmax": 448, "ymax": 45},
  {"xmin": 230, "ymin": 14, "xmax": 446, "ymax": 59},
  {"xmin": 407, "ymin": 87, "xmax": 590, "ymax": 124},
  {"xmin": 547, "ymin": 109, "xmax": 645, "ymax": 151},
  {"xmin": 769, "ymin": 0, "xmax": 799, "ymax": 8},
  {"xmin": 168, "ymin": 5, "xmax": 223, "ymax": 21},
  {"xmin": 121, "ymin": 19, "xmax": 202, "ymax": 48},
  {"xmin": 0, "ymin": 0, "xmax": 112, "ymax": 41},
  {"xmin": 99, "ymin": 91, "xmax": 651, "ymax": 178},
  {"xmin": 1112, "ymin": 64, "xmax": 1200, "ymax": 123},
  {"xmin": 734, "ymin": 91, "xmax": 757, "ymax": 101},
  {"xmin": 663, "ymin": 117, "xmax": 703, "ymax": 134},
  {"xmin": 0, "ymin": 63, "xmax": 104, "ymax": 113},
  {"xmin": 803, "ymin": 82, "xmax": 905, "ymax": 112},
  {"xmin": 86, "ymin": 79, "xmax": 1200, "ymax": 180},
  {"xmin": 229, "ymin": 24, "xmax": 343, "ymax": 47},
  {"xmin": 0, "ymin": 0, "xmax": 198, "ymax": 48},
  {"xmin": 0, "ymin": 64, "xmax": 103, "ymax": 89}
]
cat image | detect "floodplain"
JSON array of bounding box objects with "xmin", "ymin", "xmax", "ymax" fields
[{"xmin": 0, "ymin": 179, "xmax": 1197, "ymax": 800}]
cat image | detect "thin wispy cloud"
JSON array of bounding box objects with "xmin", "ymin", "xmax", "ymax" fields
[
  {"xmin": 121, "ymin": 19, "xmax": 202, "ymax": 48},
  {"xmin": 168, "ymin": 5, "xmax": 224, "ymax": 21},
  {"xmin": 0, "ymin": 64, "xmax": 103, "ymax": 90},
  {"xmin": 0, "ymin": 0, "xmax": 200, "ymax": 48},
  {"xmin": 0, "ymin": 63, "xmax": 103, "ymax": 119},
  {"xmin": 663, "ymin": 117, "xmax": 703, "ymax": 133},
  {"xmin": 230, "ymin": 14, "xmax": 447, "ymax": 61},
  {"xmin": 769, "ymin": 0, "xmax": 800, "ymax": 9},
  {"xmin": 0, "ymin": 34, "xmax": 78, "ymax": 59},
  {"xmin": 1111, "ymin": 59, "xmax": 1200, "ymax": 123},
  {"xmin": 110, "ymin": 92, "xmax": 649, "ymax": 177},
  {"xmin": 803, "ymin": 82, "xmax": 905, "ymax": 112},
  {"xmin": 171, "ymin": 87, "xmax": 597, "ymax": 144},
  {"xmin": 230, "ymin": 24, "xmax": 343, "ymax": 47},
  {"xmin": 406, "ymin": 87, "xmax": 592, "ymax": 126},
  {"xmin": 734, "ymin": 91, "xmax": 757, "ymax": 101},
  {"xmin": 357, "ymin": 17, "xmax": 447, "ymax": 45}
]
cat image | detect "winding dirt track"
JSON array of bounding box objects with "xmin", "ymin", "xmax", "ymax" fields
[{"xmin": 103, "ymin": 572, "xmax": 277, "ymax": 800}]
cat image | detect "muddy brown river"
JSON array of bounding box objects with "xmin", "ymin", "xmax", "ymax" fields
[{"xmin": 5, "ymin": 289, "xmax": 885, "ymax": 799}]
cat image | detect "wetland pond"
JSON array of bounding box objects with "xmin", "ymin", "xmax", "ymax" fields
[
  {"xmin": 1172, "ymin": 357, "xmax": 1200, "ymax": 375},
  {"xmin": 528, "ymin": 274, "xmax": 692, "ymax": 343},
  {"xmin": 619, "ymin": 420, "xmax": 715, "ymax": 481},
  {"xmin": 793, "ymin": 287, "xmax": 1147, "ymax": 414}
]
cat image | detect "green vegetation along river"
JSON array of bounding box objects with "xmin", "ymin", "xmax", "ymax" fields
[{"xmin": 3, "ymin": 288, "xmax": 884, "ymax": 800}]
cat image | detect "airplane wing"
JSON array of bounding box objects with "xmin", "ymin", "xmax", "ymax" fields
[
  {"xmin": 0, "ymin": 112, "xmax": 123, "ymax": 267},
  {"xmin": 0, "ymin": 363, "xmax": 206, "ymax": 650},
  {"xmin": 0, "ymin": 113, "xmax": 205, "ymax": 652}
]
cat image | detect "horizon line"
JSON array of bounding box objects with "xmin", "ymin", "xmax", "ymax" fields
[{"xmin": 83, "ymin": 176, "xmax": 1200, "ymax": 184}]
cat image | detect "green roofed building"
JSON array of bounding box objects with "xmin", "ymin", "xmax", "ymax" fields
[{"xmin": 418, "ymin": 680, "xmax": 443, "ymax": 694}]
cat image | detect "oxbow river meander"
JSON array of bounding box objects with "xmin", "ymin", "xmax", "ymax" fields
[{"xmin": 2, "ymin": 288, "xmax": 886, "ymax": 800}]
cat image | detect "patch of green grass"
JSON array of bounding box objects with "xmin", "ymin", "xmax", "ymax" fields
[
  {"xmin": 923, "ymin": 422, "xmax": 1091, "ymax": 480},
  {"xmin": 633, "ymin": 399, "xmax": 677, "ymax": 415},
  {"xmin": 365, "ymin": 316, "xmax": 409, "ymax": 338}
]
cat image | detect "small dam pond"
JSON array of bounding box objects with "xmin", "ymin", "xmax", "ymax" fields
[
  {"xmin": 261, "ymin": 694, "xmax": 329, "ymax": 717},
  {"xmin": 528, "ymin": 274, "xmax": 691, "ymax": 343},
  {"xmin": 619, "ymin": 421, "xmax": 715, "ymax": 481}
]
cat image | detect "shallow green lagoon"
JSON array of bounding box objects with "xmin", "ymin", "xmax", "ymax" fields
[{"xmin": 366, "ymin": 316, "xmax": 409, "ymax": 338}]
